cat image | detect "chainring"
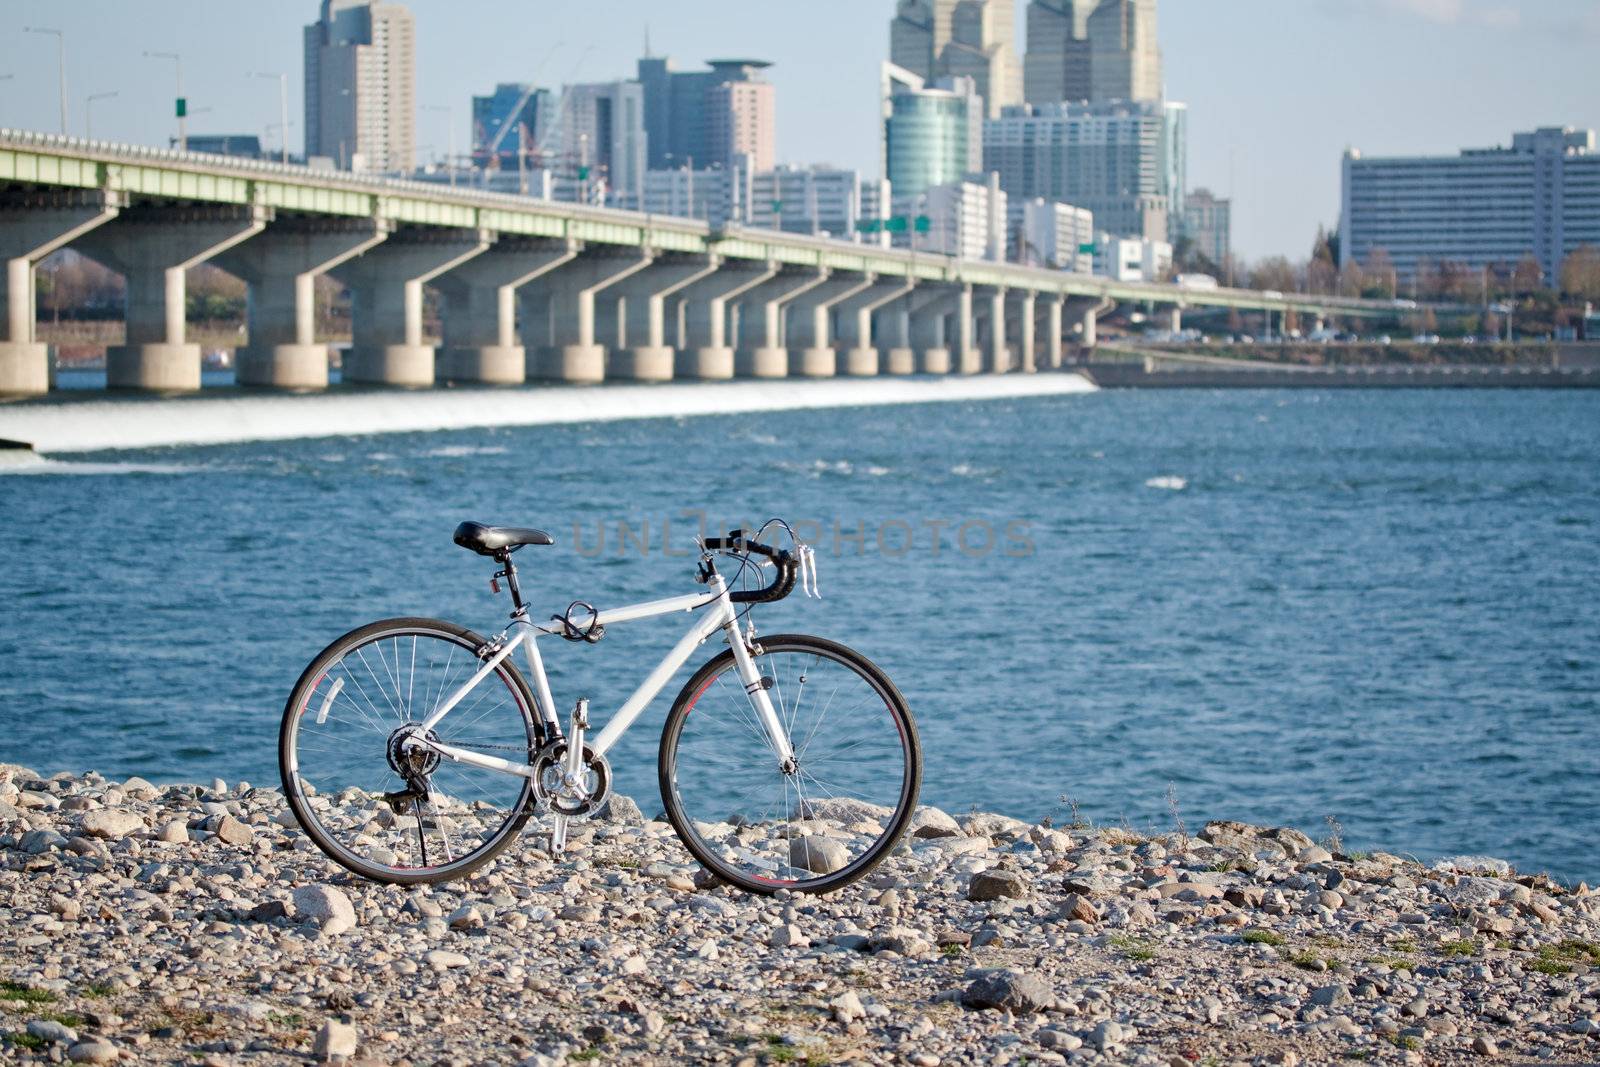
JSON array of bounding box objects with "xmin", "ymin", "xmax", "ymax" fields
[{"xmin": 529, "ymin": 740, "xmax": 611, "ymax": 820}]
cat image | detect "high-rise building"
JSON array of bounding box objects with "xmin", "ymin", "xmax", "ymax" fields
[
  {"xmin": 1010, "ymin": 197, "xmax": 1095, "ymax": 270},
  {"xmin": 983, "ymin": 99, "xmax": 1174, "ymax": 242},
  {"xmin": 915, "ymin": 177, "xmax": 1007, "ymax": 260},
  {"xmin": 303, "ymin": 0, "xmax": 415, "ymax": 173},
  {"xmin": 1341, "ymin": 127, "xmax": 1600, "ymax": 283},
  {"xmin": 557, "ymin": 80, "xmax": 649, "ymax": 210},
  {"xmin": 1023, "ymin": 0, "xmax": 1161, "ymax": 106},
  {"xmin": 471, "ymin": 83, "xmax": 555, "ymax": 170},
  {"xmin": 1093, "ymin": 231, "xmax": 1171, "ymax": 281},
  {"xmin": 1180, "ymin": 188, "xmax": 1231, "ymax": 268},
  {"xmin": 1162, "ymin": 101, "xmax": 1186, "ymax": 223},
  {"xmin": 888, "ymin": 0, "xmax": 1021, "ymax": 118},
  {"xmin": 636, "ymin": 57, "xmax": 776, "ymax": 172},
  {"xmin": 750, "ymin": 166, "xmax": 875, "ymax": 238},
  {"xmin": 644, "ymin": 165, "xmax": 741, "ymax": 227},
  {"xmin": 707, "ymin": 78, "xmax": 776, "ymax": 175},
  {"xmin": 882, "ymin": 63, "xmax": 984, "ymax": 204}
]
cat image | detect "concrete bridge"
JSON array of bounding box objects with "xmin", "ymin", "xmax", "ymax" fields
[{"xmin": 0, "ymin": 130, "xmax": 1410, "ymax": 396}]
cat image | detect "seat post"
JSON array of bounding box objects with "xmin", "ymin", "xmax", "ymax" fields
[{"xmin": 496, "ymin": 552, "xmax": 526, "ymax": 612}]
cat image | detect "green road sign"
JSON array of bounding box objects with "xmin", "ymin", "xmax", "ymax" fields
[
  {"xmin": 577, "ymin": 165, "xmax": 590, "ymax": 180},
  {"xmin": 884, "ymin": 216, "xmax": 908, "ymax": 233},
  {"xmin": 914, "ymin": 215, "xmax": 931, "ymax": 234},
  {"xmin": 1078, "ymin": 242, "xmax": 1097, "ymax": 254},
  {"xmin": 175, "ymin": 97, "xmax": 187, "ymax": 118},
  {"xmin": 854, "ymin": 218, "xmax": 881, "ymax": 234}
]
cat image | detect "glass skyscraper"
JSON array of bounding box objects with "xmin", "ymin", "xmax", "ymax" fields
[{"xmin": 882, "ymin": 64, "xmax": 984, "ymax": 204}]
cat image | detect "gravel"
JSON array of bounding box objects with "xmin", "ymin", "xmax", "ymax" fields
[{"xmin": 2, "ymin": 764, "xmax": 1599, "ymax": 1065}]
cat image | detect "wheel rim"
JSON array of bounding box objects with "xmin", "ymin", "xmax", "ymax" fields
[
  {"xmin": 666, "ymin": 643, "xmax": 913, "ymax": 889},
  {"xmin": 285, "ymin": 627, "xmax": 535, "ymax": 878}
]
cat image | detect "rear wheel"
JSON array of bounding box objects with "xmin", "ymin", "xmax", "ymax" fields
[
  {"xmin": 659, "ymin": 634, "xmax": 921, "ymax": 894},
  {"xmin": 279, "ymin": 617, "xmax": 542, "ymax": 885}
]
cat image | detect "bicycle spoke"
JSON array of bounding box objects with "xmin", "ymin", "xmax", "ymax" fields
[
  {"xmin": 665, "ymin": 642, "xmax": 914, "ymax": 892},
  {"xmin": 285, "ymin": 624, "xmax": 534, "ymax": 883}
]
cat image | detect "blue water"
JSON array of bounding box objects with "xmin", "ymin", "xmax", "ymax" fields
[{"xmin": 2, "ymin": 389, "xmax": 1597, "ymax": 880}]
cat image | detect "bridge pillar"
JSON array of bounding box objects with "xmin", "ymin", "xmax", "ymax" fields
[
  {"xmin": 977, "ymin": 287, "xmax": 1008, "ymax": 374},
  {"xmin": 735, "ymin": 269, "xmax": 827, "ymax": 378},
  {"xmin": 833, "ymin": 279, "xmax": 915, "ymax": 377},
  {"xmin": 74, "ymin": 204, "xmax": 269, "ymax": 392},
  {"xmin": 0, "ymin": 190, "xmax": 124, "ymax": 396},
  {"xmin": 1163, "ymin": 306, "xmax": 1182, "ymax": 334},
  {"xmin": 877, "ymin": 292, "xmax": 916, "ymax": 375},
  {"xmin": 609, "ymin": 254, "xmax": 720, "ymax": 381},
  {"xmin": 675, "ymin": 261, "xmax": 777, "ymax": 379},
  {"xmin": 433, "ymin": 237, "xmax": 577, "ymax": 384},
  {"xmin": 1043, "ymin": 295, "xmax": 1063, "ymax": 369},
  {"xmin": 1011, "ymin": 290, "xmax": 1037, "ymax": 372},
  {"xmin": 786, "ymin": 274, "xmax": 874, "ymax": 378},
  {"xmin": 954, "ymin": 285, "xmax": 980, "ymax": 374},
  {"xmin": 212, "ymin": 217, "xmax": 391, "ymax": 389},
  {"xmin": 908, "ymin": 286, "xmax": 959, "ymax": 374},
  {"xmin": 1065, "ymin": 297, "xmax": 1105, "ymax": 352},
  {"xmin": 526, "ymin": 252, "xmax": 652, "ymax": 383},
  {"xmin": 329, "ymin": 227, "xmax": 490, "ymax": 387}
]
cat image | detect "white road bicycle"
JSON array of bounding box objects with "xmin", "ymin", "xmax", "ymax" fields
[{"xmin": 278, "ymin": 520, "xmax": 922, "ymax": 894}]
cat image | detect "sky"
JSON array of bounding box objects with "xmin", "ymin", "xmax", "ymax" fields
[{"xmin": 0, "ymin": 0, "xmax": 1595, "ymax": 262}]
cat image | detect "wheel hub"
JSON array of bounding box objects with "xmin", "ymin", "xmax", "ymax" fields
[{"xmin": 386, "ymin": 724, "xmax": 442, "ymax": 781}]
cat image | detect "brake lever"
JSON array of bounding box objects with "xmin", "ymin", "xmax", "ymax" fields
[{"xmin": 799, "ymin": 544, "xmax": 821, "ymax": 599}]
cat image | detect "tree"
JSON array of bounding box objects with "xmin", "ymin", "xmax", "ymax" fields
[
  {"xmin": 1248, "ymin": 256, "xmax": 1297, "ymax": 293},
  {"xmin": 1337, "ymin": 258, "xmax": 1365, "ymax": 297},
  {"xmin": 1512, "ymin": 254, "xmax": 1544, "ymax": 295},
  {"xmin": 1560, "ymin": 245, "xmax": 1600, "ymax": 302},
  {"xmin": 1305, "ymin": 227, "xmax": 1338, "ymax": 295},
  {"xmin": 1364, "ymin": 248, "xmax": 1397, "ymax": 298}
]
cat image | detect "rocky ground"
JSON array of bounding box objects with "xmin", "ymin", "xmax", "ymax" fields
[{"xmin": 3, "ymin": 764, "xmax": 1598, "ymax": 1067}]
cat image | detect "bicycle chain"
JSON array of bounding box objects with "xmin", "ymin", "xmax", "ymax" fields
[{"xmin": 449, "ymin": 741, "xmax": 534, "ymax": 754}]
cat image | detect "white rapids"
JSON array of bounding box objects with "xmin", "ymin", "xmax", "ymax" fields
[{"xmin": 0, "ymin": 374, "xmax": 1098, "ymax": 454}]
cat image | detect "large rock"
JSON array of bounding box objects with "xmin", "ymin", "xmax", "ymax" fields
[
  {"xmin": 313, "ymin": 1019, "xmax": 359, "ymax": 1061},
  {"xmin": 959, "ymin": 812, "xmax": 1031, "ymax": 841},
  {"xmin": 908, "ymin": 806, "xmax": 963, "ymax": 838},
  {"xmin": 968, "ymin": 869, "xmax": 1029, "ymax": 902},
  {"xmin": 67, "ymin": 1036, "xmax": 119, "ymax": 1062},
  {"xmin": 79, "ymin": 809, "xmax": 145, "ymax": 839},
  {"xmin": 27, "ymin": 1019, "xmax": 78, "ymax": 1044},
  {"xmin": 213, "ymin": 814, "xmax": 254, "ymax": 846},
  {"xmin": 961, "ymin": 970, "xmax": 1057, "ymax": 1013},
  {"xmin": 66, "ymin": 1040, "xmax": 119, "ymax": 1064},
  {"xmin": 293, "ymin": 884, "xmax": 357, "ymax": 935},
  {"xmin": 790, "ymin": 836, "xmax": 850, "ymax": 875},
  {"xmin": 597, "ymin": 793, "xmax": 645, "ymax": 825},
  {"xmin": 797, "ymin": 797, "xmax": 893, "ymax": 826}
]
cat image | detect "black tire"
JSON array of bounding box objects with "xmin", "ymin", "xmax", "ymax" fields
[
  {"xmin": 658, "ymin": 634, "xmax": 921, "ymax": 895},
  {"xmin": 279, "ymin": 617, "xmax": 542, "ymax": 886}
]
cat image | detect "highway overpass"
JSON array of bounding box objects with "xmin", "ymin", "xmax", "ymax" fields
[{"xmin": 0, "ymin": 129, "xmax": 1427, "ymax": 396}]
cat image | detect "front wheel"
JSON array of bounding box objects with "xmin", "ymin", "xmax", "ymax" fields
[{"xmin": 659, "ymin": 634, "xmax": 921, "ymax": 894}]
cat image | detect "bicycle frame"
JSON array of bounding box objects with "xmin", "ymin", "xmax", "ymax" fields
[{"xmin": 405, "ymin": 571, "xmax": 795, "ymax": 779}]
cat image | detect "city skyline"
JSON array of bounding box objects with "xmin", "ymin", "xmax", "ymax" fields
[{"xmin": 0, "ymin": 0, "xmax": 1595, "ymax": 262}]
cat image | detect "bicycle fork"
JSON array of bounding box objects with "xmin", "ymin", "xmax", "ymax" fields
[{"xmin": 724, "ymin": 620, "xmax": 797, "ymax": 772}]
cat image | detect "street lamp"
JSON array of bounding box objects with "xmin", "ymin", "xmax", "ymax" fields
[
  {"xmin": 252, "ymin": 72, "xmax": 289, "ymax": 164},
  {"xmin": 143, "ymin": 51, "xmax": 185, "ymax": 151},
  {"xmin": 421, "ymin": 104, "xmax": 455, "ymax": 186},
  {"xmin": 23, "ymin": 28, "xmax": 67, "ymax": 135},
  {"xmin": 85, "ymin": 91, "xmax": 117, "ymax": 140}
]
